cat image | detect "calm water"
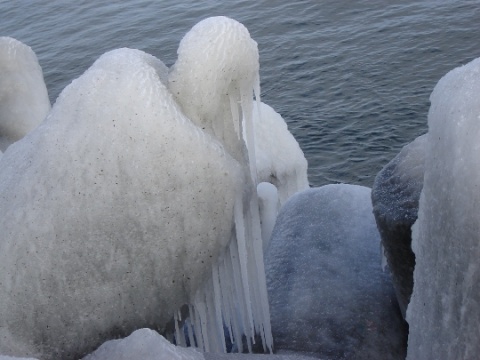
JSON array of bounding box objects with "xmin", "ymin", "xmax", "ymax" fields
[{"xmin": 1, "ymin": 0, "xmax": 479, "ymax": 187}]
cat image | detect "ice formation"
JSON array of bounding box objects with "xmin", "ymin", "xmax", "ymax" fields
[
  {"xmin": 0, "ymin": 17, "xmax": 275, "ymax": 359},
  {"xmin": 251, "ymin": 102, "xmax": 309, "ymax": 205},
  {"xmin": 371, "ymin": 134, "xmax": 426, "ymax": 318},
  {"xmin": 82, "ymin": 328, "xmax": 314, "ymax": 360},
  {"xmin": 0, "ymin": 37, "xmax": 50, "ymax": 151},
  {"xmin": 406, "ymin": 57, "xmax": 480, "ymax": 359},
  {"xmin": 257, "ymin": 182, "xmax": 279, "ymax": 249},
  {"xmin": 83, "ymin": 329, "xmax": 204, "ymax": 360},
  {"xmin": 265, "ymin": 185, "xmax": 408, "ymax": 360}
]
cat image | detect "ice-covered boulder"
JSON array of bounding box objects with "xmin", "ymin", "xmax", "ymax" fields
[
  {"xmin": 0, "ymin": 16, "xmax": 273, "ymax": 359},
  {"xmin": 265, "ymin": 184, "xmax": 407, "ymax": 360},
  {"xmin": 371, "ymin": 134, "xmax": 426, "ymax": 318},
  {"xmin": 0, "ymin": 37, "xmax": 50, "ymax": 151},
  {"xmin": 0, "ymin": 46, "xmax": 240, "ymax": 359},
  {"xmin": 406, "ymin": 57, "xmax": 480, "ymax": 359}
]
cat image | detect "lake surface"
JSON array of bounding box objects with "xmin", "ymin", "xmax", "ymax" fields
[{"xmin": 1, "ymin": 0, "xmax": 479, "ymax": 186}]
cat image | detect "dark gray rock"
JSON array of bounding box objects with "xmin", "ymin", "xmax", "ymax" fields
[
  {"xmin": 371, "ymin": 134, "xmax": 426, "ymax": 319},
  {"xmin": 265, "ymin": 184, "xmax": 407, "ymax": 360}
]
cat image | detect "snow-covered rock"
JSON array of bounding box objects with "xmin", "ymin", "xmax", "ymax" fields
[
  {"xmin": 0, "ymin": 37, "xmax": 50, "ymax": 151},
  {"xmin": 406, "ymin": 57, "xmax": 480, "ymax": 359},
  {"xmin": 265, "ymin": 185, "xmax": 407, "ymax": 360},
  {"xmin": 371, "ymin": 134, "xmax": 425, "ymax": 318}
]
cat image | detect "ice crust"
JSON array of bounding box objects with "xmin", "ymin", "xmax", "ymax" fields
[
  {"xmin": 0, "ymin": 46, "xmax": 243, "ymax": 359},
  {"xmin": 265, "ymin": 185, "xmax": 407, "ymax": 360},
  {"xmin": 83, "ymin": 329, "xmax": 204, "ymax": 360},
  {"xmin": 371, "ymin": 134, "xmax": 426, "ymax": 318},
  {"xmin": 0, "ymin": 16, "xmax": 277, "ymax": 358},
  {"xmin": 84, "ymin": 329, "xmax": 317, "ymax": 360},
  {"xmin": 406, "ymin": 57, "xmax": 480, "ymax": 359},
  {"xmin": 0, "ymin": 37, "xmax": 50, "ymax": 151}
]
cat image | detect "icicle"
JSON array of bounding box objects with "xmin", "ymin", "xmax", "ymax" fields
[
  {"xmin": 174, "ymin": 310, "xmax": 186, "ymax": 347},
  {"xmin": 194, "ymin": 296, "xmax": 209, "ymax": 352},
  {"xmin": 186, "ymin": 305, "xmax": 196, "ymax": 347},
  {"xmin": 212, "ymin": 264, "xmax": 227, "ymax": 353},
  {"xmin": 166, "ymin": 17, "xmax": 274, "ymax": 355},
  {"xmin": 233, "ymin": 194, "xmax": 255, "ymax": 338},
  {"xmin": 257, "ymin": 182, "xmax": 279, "ymax": 250}
]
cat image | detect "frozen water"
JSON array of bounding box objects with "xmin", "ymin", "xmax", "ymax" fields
[
  {"xmin": 167, "ymin": 16, "xmax": 272, "ymax": 354},
  {"xmin": 83, "ymin": 329, "xmax": 204, "ymax": 360},
  {"xmin": 0, "ymin": 16, "xmax": 277, "ymax": 359},
  {"xmin": 251, "ymin": 102, "xmax": 309, "ymax": 205},
  {"xmin": 0, "ymin": 46, "xmax": 244, "ymax": 359},
  {"xmin": 169, "ymin": 16, "xmax": 259, "ymax": 166},
  {"xmin": 265, "ymin": 184, "xmax": 407, "ymax": 360},
  {"xmin": 257, "ymin": 182, "xmax": 279, "ymax": 249},
  {"xmin": 0, "ymin": 37, "xmax": 50, "ymax": 151},
  {"xmin": 407, "ymin": 57, "xmax": 480, "ymax": 359},
  {"xmin": 0, "ymin": 328, "xmax": 319, "ymax": 360},
  {"xmin": 83, "ymin": 328, "xmax": 318, "ymax": 360},
  {"xmin": 371, "ymin": 134, "xmax": 426, "ymax": 318}
]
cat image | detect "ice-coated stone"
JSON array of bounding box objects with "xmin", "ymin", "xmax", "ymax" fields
[
  {"xmin": 371, "ymin": 134, "xmax": 426, "ymax": 318},
  {"xmin": 407, "ymin": 57, "xmax": 480, "ymax": 360},
  {"xmin": 81, "ymin": 328, "xmax": 317, "ymax": 360},
  {"xmin": 252, "ymin": 102, "xmax": 309, "ymax": 205},
  {"xmin": 0, "ymin": 37, "xmax": 50, "ymax": 151},
  {"xmin": 83, "ymin": 329, "xmax": 204, "ymax": 360},
  {"xmin": 265, "ymin": 184, "xmax": 407, "ymax": 360},
  {"xmin": 0, "ymin": 46, "xmax": 245, "ymax": 359}
]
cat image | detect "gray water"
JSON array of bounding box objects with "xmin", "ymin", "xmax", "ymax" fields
[{"xmin": 1, "ymin": 0, "xmax": 479, "ymax": 187}]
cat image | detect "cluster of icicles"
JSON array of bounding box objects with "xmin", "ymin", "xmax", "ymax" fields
[{"xmin": 169, "ymin": 86, "xmax": 274, "ymax": 353}]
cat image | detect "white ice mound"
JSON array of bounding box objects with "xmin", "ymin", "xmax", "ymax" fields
[
  {"xmin": 83, "ymin": 329, "xmax": 204, "ymax": 360},
  {"xmin": 252, "ymin": 102, "xmax": 309, "ymax": 205},
  {"xmin": 82, "ymin": 328, "xmax": 315, "ymax": 360},
  {"xmin": 169, "ymin": 16, "xmax": 259, "ymax": 165},
  {"xmin": 407, "ymin": 57, "xmax": 480, "ymax": 360},
  {"xmin": 265, "ymin": 184, "xmax": 407, "ymax": 360},
  {"xmin": 0, "ymin": 47, "xmax": 244, "ymax": 359},
  {"xmin": 0, "ymin": 37, "xmax": 50, "ymax": 151},
  {"xmin": 0, "ymin": 16, "xmax": 274, "ymax": 360}
]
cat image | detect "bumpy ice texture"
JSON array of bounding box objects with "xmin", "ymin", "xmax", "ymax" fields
[
  {"xmin": 0, "ymin": 16, "xmax": 276, "ymax": 359},
  {"xmin": 0, "ymin": 46, "xmax": 242, "ymax": 359},
  {"xmin": 371, "ymin": 134, "xmax": 425, "ymax": 318},
  {"xmin": 265, "ymin": 185, "xmax": 407, "ymax": 360},
  {"xmin": 407, "ymin": 57, "xmax": 480, "ymax": 359},
  {"xmin": 0, "ymin": 37, "xmax": 50, "ymax": 151}
]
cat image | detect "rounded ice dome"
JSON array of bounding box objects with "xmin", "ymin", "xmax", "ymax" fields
[{"xmin": 0, "ymin": 37, "xmax": 50, "ymax": 151}]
